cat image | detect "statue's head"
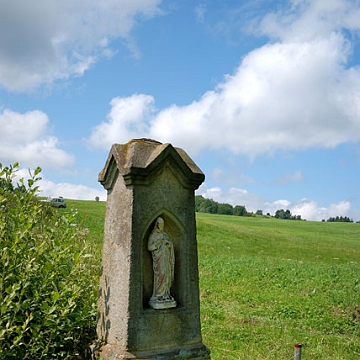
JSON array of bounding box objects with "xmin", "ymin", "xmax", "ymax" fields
[{"xmin": 155, "ymin": 217, "xmax": 164, "ymax": 232}]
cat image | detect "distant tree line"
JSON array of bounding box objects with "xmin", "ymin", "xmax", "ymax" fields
[
  {"xmin": 325, "ymin": 216, "xmax": 354, "ymax": 223},
  {"xmin": 195, "ymin": 195, "xmax": 248, "ymax": 216},
  {"xmin": 195, "ymin": 195, "xmax": 303, "ymax": 220},
  {"xmin": 195, "ymin": 195, "xmax": 360, "ymax": 223},
  {"xmin": 195, "ymin": 195, "xmax": 268, "ymax": 218},
  {"xmin": 274, "ymin": 209, "xmax": 302, "ymax": 221}
]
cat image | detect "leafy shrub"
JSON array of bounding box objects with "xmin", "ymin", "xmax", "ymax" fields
[{"xmin": 0, "ymin": 163, "xmax": 97, "ymax": 359}]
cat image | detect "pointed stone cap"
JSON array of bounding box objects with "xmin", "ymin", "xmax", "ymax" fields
[{"xmin": 99, "ymin": 138, "xmax": 205, "ymax": 190}]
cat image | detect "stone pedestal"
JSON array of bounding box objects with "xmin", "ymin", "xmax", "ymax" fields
[{"xmin": 95, "ymin": 139, "xmax": 210, "ymax": 359}]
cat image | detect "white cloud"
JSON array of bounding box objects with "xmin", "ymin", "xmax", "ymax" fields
[
  {"xmin": 290, "ymin": 198, "xmax": 353, "ymax": 221},
  {"xmin": 276, "ymin": 169, "xmax": 303, "ymax": 185},
  {"xmin": 38, "ymin": 178, "xmax": 107, "ymax": 202},
  {"xmin": 328, "ymin": 200, "xmax": 352, "ymax": 218},
  {"xmin": 198, "ymin": 186, "xmax": 354, "ymax": 221},
  {"xmin": 197, "ymin": 185, "xmax": 266, "ymax": 211},
  {"xmin": 195, "ymin": 4, "xmax": 206, "ymax": 23},
  {"xmin": 285, "ymin": 198, "xmax": 328, "ymax": 220},
  {"xmin": 14, "ymin": 168, "xmax": 106, "ymax": 201},
  {"xmin": 210, "ymin": 168, "xmax": 226, "ymax": 183},
  {"xmin": 88, "ymin": 94, "xmax": 155, "ymax": 148},
  {"xmin": 0, "ymin": 0, "xmax": 162, "ymax": 91},
  {"xmin": 271, "ymin": 199, "xmax": 292, "ymax": 209},
  {"xmin": 258, "ymin": 0, "xmax": 360, "ymax": 42},
  {"xmin": 88, "ymin": 1, "xmax": 360, "ymax": 158},
  {"xmin": 0, "ymin": 109, "xmax": 74, "ymax": 169}
]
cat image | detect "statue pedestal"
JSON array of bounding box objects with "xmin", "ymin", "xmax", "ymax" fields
[{"xmin": 149, "ymin": 298, "xmax": 177, "ymax": 310}]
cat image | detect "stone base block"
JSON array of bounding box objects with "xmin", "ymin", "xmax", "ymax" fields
[{"xmin": 95, "ymin": 343, "xmax": 211, "ymax": 360}]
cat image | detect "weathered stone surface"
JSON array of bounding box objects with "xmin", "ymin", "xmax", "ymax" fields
[{"xmin": 96, "ymin": 139, "xmax": 210, "ymax": 359}]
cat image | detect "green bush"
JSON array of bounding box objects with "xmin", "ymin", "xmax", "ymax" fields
[{"xmin": 0, "ymin": 163, "xmax": 97, "ymax": 359}]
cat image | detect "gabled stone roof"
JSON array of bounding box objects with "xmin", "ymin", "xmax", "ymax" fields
[{"xmin": 98, "ymin": 138, "xmax": 205, "ymax": 190}]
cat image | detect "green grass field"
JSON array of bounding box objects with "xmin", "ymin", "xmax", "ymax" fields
[{"xmin": 65, "ymin": 200, "xmax": 360, "ymax": 359}]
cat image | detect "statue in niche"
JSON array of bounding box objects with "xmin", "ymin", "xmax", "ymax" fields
[{"xmin": 148, "ymin": 217, "xmax": 177, "ymax": 309}]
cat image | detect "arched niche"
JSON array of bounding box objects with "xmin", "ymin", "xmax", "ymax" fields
[{"xmin": 142, "ymin": 210, "xmax": 188, "ymax": 309}]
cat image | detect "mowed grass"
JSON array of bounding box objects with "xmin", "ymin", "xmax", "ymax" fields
[
  {"xmin": 65, "ymin": 200, "xmax": 360, "ymax": 359},
  {"xmin": 197, "ymin": 214, "xmax": 360, "ymax": 359}
]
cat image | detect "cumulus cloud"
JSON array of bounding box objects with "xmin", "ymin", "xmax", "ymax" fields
[
  {"xmin": 197, "ymin": 185, "xmax": 268, "ymax": 213},
  {"xmin": 258, "ymin": 0, "xmax": 360, "ymax": 42},
  {"xmin": 14, "ymin": 168, "xmax": 106, "ymax": 201},
  {"xmin": 88, "ymin": 94, "xmax": 155, "ymax": 148},
  {"xmin": 198, "ymin": 186, "xmax": 354, "ymax": 221},
  {"xmin": 0, "ymin": 109, "xmax": 74, "ymax": 169},
  {"xmin": 38, "ymin": 178, "xmax": 107, "ymax": 202},
  {"xmin": 290, "ymin": 198, "xmax": 352, "ymax": 221},
  {"xmin": 88, "ymin": 0, "xmax": 360, "ymax": 158},
  {"xmin": 0, "ymin": 0, "xmax": 162, "ymax": 91}
]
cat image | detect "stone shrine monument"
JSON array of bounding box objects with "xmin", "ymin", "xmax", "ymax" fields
[{"xmin": 95, "ymin": 139, "xmax": 210, "ymax": 359}]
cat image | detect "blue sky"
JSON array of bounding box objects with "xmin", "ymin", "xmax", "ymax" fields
[{"xmin": 1, "ymin": 0, "xmax": 360, "ymax": 221}]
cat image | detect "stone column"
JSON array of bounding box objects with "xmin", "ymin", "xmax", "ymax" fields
[{"xmin": 95, "ymin": 139, "xmax": 210, "ymax": 359}]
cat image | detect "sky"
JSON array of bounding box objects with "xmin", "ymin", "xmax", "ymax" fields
[{"xmin": 1, "ymin": 0, "xmax": 360, "ymax": 221}]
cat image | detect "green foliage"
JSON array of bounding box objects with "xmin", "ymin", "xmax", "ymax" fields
[
  {"xmin": 233, "ymin": 205, "xmax": 247, "ymax": 216},
  {"xmin": 0, "ymin": 176, "xmax": 14, "ymax": 192},
  {"xmin": 217, "ymin": 203, "xmax": 233, "ymax": 215},
  {"xmin": 275, "ymin": 208, "xmax": 302, "ymax": 220},
  {"xmin": 195, "ymin": 195, "xmax": 219, "ymax": 214},
  {"xmin": 327, "ymin": 216, "xmax": 353, "ymax": 223},
  {"xmin": 0, "ymin": 163, "xmax": 98, "ymax": 359},
  {"xmin": 196, "ymin": 195, "xmax": 247, "ymax": 216}
]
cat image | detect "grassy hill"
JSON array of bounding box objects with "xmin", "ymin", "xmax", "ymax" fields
[{"xmin": 65, "ymin": 200, "xmax": 360, "ymax": 359}]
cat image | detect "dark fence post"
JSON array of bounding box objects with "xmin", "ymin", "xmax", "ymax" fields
[{"xmin": 294, "ymin": 343, "xmax": 302, "ymax": 360}]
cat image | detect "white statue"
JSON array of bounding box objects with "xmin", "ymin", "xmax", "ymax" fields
[{"xmin": 148, "ymin": 217, "xmax": 177, "ymax": 309}]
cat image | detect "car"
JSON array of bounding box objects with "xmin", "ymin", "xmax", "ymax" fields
[{"xmin": 50, "ymin": 197, "xmax": 67, "ymax": 208}]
